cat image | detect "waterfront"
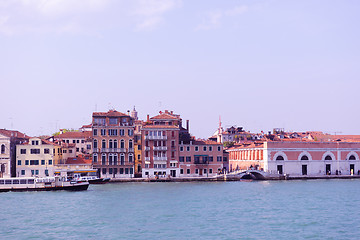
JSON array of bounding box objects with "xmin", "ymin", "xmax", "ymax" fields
[{"xmin": 1, "ymin": 180, "xmax": 360, "ymax": 239}]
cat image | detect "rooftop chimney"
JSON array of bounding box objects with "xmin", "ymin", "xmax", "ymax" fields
[
  {"xmin": 147, "ymin": 114, "xmax": 150, "ymax": 122},
  {"xmin": 186, "ymin": 120, "xmax": 189, "ymax": 132}
]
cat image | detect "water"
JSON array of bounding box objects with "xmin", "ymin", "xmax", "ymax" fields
[{"xmin": 0, "ymin": 180, "xmax": 360, "ymax": 240}]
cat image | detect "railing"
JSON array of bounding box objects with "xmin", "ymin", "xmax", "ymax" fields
[
  {"xmin": 93, "ymin": 148, "xmax": 99, "ymax": 153},
  {"xmin": 153, "ymin": 146, "xmax": 167, "ymax": 151},
  {"xmin": 128, "ymin": 148, "xmax": 134, "ymax": 153},
  {"xmin": 154, "ymin": 156, "xmax": 167, "ymax": 161},
  {"xmin": 100, "ymin": 148, "xmax": 126, "ymax": 153},
  {"xmin": 194, "ymin": 160, "xmax": 209, "ymax": 164},
  {"xmin": 145, "ymin": 157, "xmax": 150, "ymax": 161},
  {"xmin": 145, "ymin": 136, "xmax": 167, "ymax": 140},
  {"xmin": 145, "ymin": 146, "xmax": 150, "ymax": 151}
]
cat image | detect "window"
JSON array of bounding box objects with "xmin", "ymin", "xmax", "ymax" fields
[
  {"xmin": 125, "ymin": 168, "xmax": 129, "ymax": 174},
  {"xmin": 204, "ymin": 169, "xmax": 207, "ymax": 174},
  {"xmin": 120, "ymin": 168, "xmax": 124, "ymax": 174},
  {"xmin": 108, "ymin": 129, "xmax": 118, "ymax": 136},
  {"xmin": 30, "ymin": 149, "xmax": 40, "ymax": 154},
  {"xmin": 63, "ymin": 150, "xmax": 67, "ymax": 153},
  {"xmin": 114, "ymin": 155, "xmax": 118, "ymax": 165},
  {"xmin": 209, "ymin": 168, "xmax": 213, "ymax": 174},
  {"xmin": 120, "ymin": 140, "xmax": 125, "ymax": 149},
  {"xmin": 31, "ymin": 140, "xmax": 39, "ymax": 146},
  {"xmin": 81, "ymin": 140, "xmax": 85, "ymax": 143},
  {"xmin": 186, "ymin": 146, "xmax": 190, "ymax": 151},
  {"xmin": 94, "ymin": 118, "xmax": 105, "ymax": 126},
  {"xmin": 301, "ymin": 155, "xmax": 309, "ymax": 160},
  {"xmin": 45, "ymin": 169, "xmax": 49, "ymax": 176},
  {"xmin": 25, "ymin": 160, "xmax": 29, "ymax": 165},
  {"xmin": 35, "ymin": 170, "xmax": 39, "ymax": 175},
  {"xmin": 349, "ymin": 155, "xmax": 356, "ymax": 160},
  {"xmin": 217, "ymin": 146, "xmax": 221, "ymax": 151},
  {"xmin": 20, "ymin": 149, "xmax": 26, "ymax": 154},
  {"xmin": 119, "ymin": 129, "xmax": 125, "ymax": 136},
  {"xmin": 138, "ymin": 154, "xmax": 140, "ymax": 160},
  {"xmin": 93, "ymin": 154, "xmax": 98, "ymax": 163},
  {"xmin": 195, "ymin": 146, "xmax": 199, "ymax": 152},
  {"xmin": 73, "ymin": 140, "xmax": 76, "ymax": 143},
  {"xmin": 130, "ymin": 168, "xmax": 133, "ymax": 174},
  {"xmin": 129, "ymin": 154, "xmax": 133, "ymax": 163},
  {"xmin": 128, "ymin": 129, "xmax": 134, "ymax": 136},
  {"xmin": 109, "ymin": 154, "xmax": 113, "ymax": 165},
  {"xmin": 180, "ymin": 146, "xmax": 183, "ymax": 151},
  {"xmin": 203, "ymin": 146, "xmax": 207, "ymax": 151},
  {"xmin": 48, "ymin": 160, "xmax": 53, "ymax": 165},
  {"xmin": 195, "ymin": 169, "xmax": 199, "ymax": 174},
  {"xmin": 180, "ymin": 169, "xmax": 184, "ymax": 174},
  {"xmin": 109, "ymin": 118, "xmax": 118, "ymax": 125},
  {"xmin": 101, "ymin": 129, "xmax": 106, "ymax": 136},
  {"xmin": 21, "ymin": 170, "xmax": 25, "ymax": 175},
  {"xmin": 77, "ymin": 140, "xmax": 79, "ymax": 143},
  {"xmin": 69, "ymin": 150, "xmax": 72, "ymax": 153},
  {"xmin": 223, "ymin": 156, "xmax": 228, "ymax": 162},
  {"xmin": 102, "ymin": 168, "xmax": 107, "ymax": 174},
  {"xmin": 76, "ymin": 148, "xmax": 79, "ymax": 152},
  {"xmin": 186, "ymin": 156, "xmax": 191, "ymax": 162},
  {"xmin": 102, "ymin": 154, "xmax": 106, "ymax": 165},
  {"xmin": 30, "ymin": 160, "xmax": 39, "ymax": 165},
  {"xmin": 120, "ymin": 154, "xmax": 125, "ymax": 165},
  {"xmin": 93, "ymin": 139, "xmax": 98, "ymax": 149},
  {"xmin": 17, "ymin": 160, "xmax": 21, "ymax": 165},
  {"xmin": 209, "ymin": 146, "xmax": 213, "ymax": 151},
  {"xmin": 129, "ymin": 140, "xmax": 133, "ymax": 149},
  {"xmin": 194, "ymin": 156, "xmax": 200, "ymax": 163},
  {"xmin": 217, "ymin": 156, "xmax": 222, "ymax": 162},
  {"xmin": 276, "ymin": 156, "xmax": 284, "ymax": 161},
  {"xmin": 209, "ymin": 156, "xmax": 213, "ymax": 162},
  {"xmin": 41, "ymin": 160, "xmax": 45, "ymax": 165},
  {"xmin": 102, "ymin": 140, "xmax": 106, "ymax": 149},
  {"xmin": 109, "ymin": 168, "xmax": 113, "ymax": 174},
  {"xmin": 325, "ymin": 155, "xmax": 332, "ymax": 161},
  {"xmin": 179, "ymin": 156, "xmax": 184, "ymax": 162},
  {"xmin": 187, "ymin": 169, "xmax": 190, "ymax": 174}
]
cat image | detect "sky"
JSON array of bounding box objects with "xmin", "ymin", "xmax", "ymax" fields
[{"xmin": 1, "ymin": 0, "xmax": 360, "ymax": 138}]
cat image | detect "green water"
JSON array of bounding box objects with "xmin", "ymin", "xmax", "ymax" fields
[{"xmin": 1, "ymin": 180, "xmax": 359, "ymax": 239}]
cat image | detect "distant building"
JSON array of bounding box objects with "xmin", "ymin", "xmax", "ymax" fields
[
  {"xmin": 16, "ymin": 137, "xmax": 62, "ymax": 177},
  {"xmin": 141, "ymin": 110, "xmax": 185, "ymax": 178},
  {"xmin": 92, "ymin": 110, "xmax": 135, "ymax": 178},
  {"xmin": 228, "ymin": 141, "xmax": 360, "ymax": 176},
  {"xmin": 54, "ymin": 131, "xmax": 92, "ymax": 156},
  {"xmin": 0, "ymin": 129, "xmax": 29, "ymax": 177},
  {"xmin": 179, "ymin": 139, "xmax": 226, "ymax": 177}
]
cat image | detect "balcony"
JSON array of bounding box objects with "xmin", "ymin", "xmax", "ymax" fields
[
  {"xmin": 145, "ymin": 157, "xmax": 150, "ymax": 161},
  {"xmin": 100, "ymin": 148, "xmax": 126, "ymax": 153},
  {"xmin": 154, "ymin": 156, "xmax": 167, "ymax": 161},
  {"xmin": 145, "ymin": 135, "xmax": 167, "ymax": 140},
  {"xmin": 93, "ymin": 148, "xmax": 99, "ymax": 153},
  {"xmin": 153, "ymin": 146, "xmax": 167, "ymax": 151},
  {"xmin": 145, "ymin": 146, "xmax": 150, "ymax": 151},
  {"xmin": 128, "ymin": 148, "xmax": 134, "ymax": 153},
  {"xmin": 194, "ymin": 160, "xmax": 209, "ymax": 164}
]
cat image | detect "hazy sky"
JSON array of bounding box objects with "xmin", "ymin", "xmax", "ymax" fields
[{"xmin": 1, "ymin": 0, "xmax": 360, "ymax": 138}]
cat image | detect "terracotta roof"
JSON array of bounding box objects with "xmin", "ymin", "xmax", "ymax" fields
[
  {"xmin": 142, "ymin": 125, "xmax": 180, "ymax": 129},
  {"xmin": 191, "ymin": 139, "xmax": 222, "ymax": 145},
  {"xmin": 65, "ymin": 155, "xmax": 92, "ymax": 165},
  {"xmin": 81, "ymin": 124, "xmax": 92, "ymax": 128},
  {"xmin": 0, "ymin": 129, "xmax": 29, "ymax": 139},
  {"xmin": 150, "ymin": 112, "xmax": 180, "ymax": 120},
  {"xmin": 54, "ymin": 131, "xmax": 92, "ymax": 139},
  {"xmin": 93, "ymin": 110, "xmax": 128, "ymax": 117}
]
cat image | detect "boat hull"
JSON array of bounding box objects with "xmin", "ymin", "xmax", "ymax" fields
[{"xmin": 0, "ymin": 182, "xmax": 89, "ymax": 192}]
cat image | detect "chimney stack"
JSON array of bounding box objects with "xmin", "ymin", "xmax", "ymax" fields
[
  {"xmin": 147, "ymin": 114, "xmax": 150, "ymax": 122},
  {"xmin": 186, "ymin": 120, "xmax": 189, "ymax": 132}
]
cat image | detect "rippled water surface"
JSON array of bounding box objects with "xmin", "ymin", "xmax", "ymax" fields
[{"xmin": 1, "ymin": 179, "xmax": 360, "ymax": 239}]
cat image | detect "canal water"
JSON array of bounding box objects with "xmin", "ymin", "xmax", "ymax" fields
[{"xmin": 0, "ymin": 179, "xmax": 359, "ymax": 239}]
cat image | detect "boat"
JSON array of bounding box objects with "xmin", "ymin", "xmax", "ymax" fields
[
  {"xmin": 0, "ymin": 176, "xmax": 89, "ymax": 192},
  {"xmin": 73, "ymin": 174, "xmax": 110, "ymax": 184},
  {"xmin": 55, "ymin": 169, "xmax": 110, "ymax": 184}
]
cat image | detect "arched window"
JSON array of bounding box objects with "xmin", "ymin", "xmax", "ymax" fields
[
  {"xmin": 349, "ymin": 155, "xmax": 356, "ymax": 160},
  {"xmin": 120, "ymin": 140, "xmax": 125, "ymax": 149},
  {"xmin": 93, "ymin": 140, "xmax": 98, "ymax": 149},
  {"xmin": 102, "ymin": 140, "xmax": 106, "ymax": 149},
  {"xmin": 129, "ymin": 140, "xmax": 133, "ymax": 149},
  {"xmin": 301, "ymin": 155, "xmax": 309, "ymax": 160},
  {"xmin": 109, "ymin": 140, "xmax": 113, "ymax": 149},
  {"xmin": 129, "ymin": 154, "xmax": 133, "ymax": 163},
  {"xmin": 113, "ymin": 154, "xmax": 118, "ymax": 165},
  {"xmin": 1, "ymin": 145, "xmax": 5, "ymax": 154},
  {"xmin": 325, "ymin": 155, "xmax": 332, "ymax": 161},
  {"xmin": 109, "ymin": 154, "xmax": 113, "ymax": 165},
  {"xmin": 276, "ymin": 155, "xmax": 284, "ymax": 161},
  {"xmin": 114, "ymin": 140, "xmax": 118, "ymax": 149}
]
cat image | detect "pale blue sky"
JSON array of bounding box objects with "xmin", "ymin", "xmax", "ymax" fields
[{"xmin": 1, "ymin": 0, "xmax": 360, "ymax": 138}]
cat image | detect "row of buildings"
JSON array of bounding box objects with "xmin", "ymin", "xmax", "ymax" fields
[{"xmin": 1, "ymin": 108, "xmax": 360, "ymax": 179}]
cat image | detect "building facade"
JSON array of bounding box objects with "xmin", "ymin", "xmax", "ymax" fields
[
  {"xmin": 228, "ymin": 141, "xmax": 360, "ymax": 176},
  {"xmin": 16, "ymin": 137, "xmax": 62, "ymax": 177},
  {"xmin": 141, "ymin": 111, "xmax": 182, "ymax": 178},
  {"xmin": 179, "ymin": 140, "xmax": 226, "ymax": 177},
  {"xmin": 92, "ymin": 110, "xmax": 135, "ymax": 178}
]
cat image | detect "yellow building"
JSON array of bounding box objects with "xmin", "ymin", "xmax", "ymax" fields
[{"xmin": 16, "ymin": 137, "xmax": 62, "ymax": 177}]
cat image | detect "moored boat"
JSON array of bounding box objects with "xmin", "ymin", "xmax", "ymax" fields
[{"xmin": 0, "ymin": 176, "xmax": 89, "ymax": 192}]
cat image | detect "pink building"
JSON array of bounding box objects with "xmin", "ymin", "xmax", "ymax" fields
[
  {"xmin": 179, "ymin": 140, "xmax": 226, "ymax": 177},
  {"xmin": 228, "ymin": 141, "xmax": 360, "ymax": 176}
]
